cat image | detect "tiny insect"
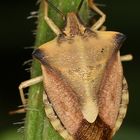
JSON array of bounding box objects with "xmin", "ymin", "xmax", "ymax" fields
[{"xmin": 19, "ymin": 0, "xmax": 132, "ymax": 139}]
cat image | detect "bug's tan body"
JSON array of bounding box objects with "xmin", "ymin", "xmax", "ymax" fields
[
  {"xmin": 32, "ymin": 12, "xmax": 128, "ymax": 139},
  {"xmin": 18, "ymin": 0, "xmax": 130, "ymax": 140}
]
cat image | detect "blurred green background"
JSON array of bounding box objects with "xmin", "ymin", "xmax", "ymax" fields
[{"xmin": 0, "ymin": 0, "xmax": 140, "ymax": 139}]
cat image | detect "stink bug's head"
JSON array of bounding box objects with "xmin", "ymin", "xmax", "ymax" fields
[{"xmin": 63, "ymin": 12, "xmax": 85, "ymax": 36}]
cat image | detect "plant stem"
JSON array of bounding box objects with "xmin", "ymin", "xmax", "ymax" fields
[{"xmin": 24, "ymin": 0, "xmax": 90, "ymax": 140}]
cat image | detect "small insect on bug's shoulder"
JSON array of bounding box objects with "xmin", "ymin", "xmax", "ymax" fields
[{"xmin": 19, "ymin": 0, "xmax": 131, "ymax": 140}]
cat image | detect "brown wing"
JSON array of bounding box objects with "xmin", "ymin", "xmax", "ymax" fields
[{"xmin": 98, "ymin": 51, "xmax": 123, "ymax": 129}]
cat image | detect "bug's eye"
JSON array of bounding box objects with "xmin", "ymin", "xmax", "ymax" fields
[
  {"xmin": 57, "ymin": 33, "xmax": 67, "ymax": 42},
  {"xmin": 84, "ymin": 28, "xmax": 96, "ymax": 36}
]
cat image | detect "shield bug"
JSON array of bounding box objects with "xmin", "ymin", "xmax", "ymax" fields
[{"xmin": 19, "ymin": 0, "xmax": 132, "ymax": 139}]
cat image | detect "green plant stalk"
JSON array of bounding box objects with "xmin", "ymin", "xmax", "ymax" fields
[{"xmin": 24, "ymin": 0, "xmax": 90, "ymax": 140}]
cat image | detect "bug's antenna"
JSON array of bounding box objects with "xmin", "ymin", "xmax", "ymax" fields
[
  {"xmin": 46, "ymin": 0, "xmax": 66, "ymax": 20},
  {"xmin": 77, "ymin": 0, "xmax": 84, "ymax": 13}
]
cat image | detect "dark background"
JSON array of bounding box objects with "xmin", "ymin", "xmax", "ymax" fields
[{"xmin": 0, "ymin": 0, "xmax": 140, "ymax": 139}]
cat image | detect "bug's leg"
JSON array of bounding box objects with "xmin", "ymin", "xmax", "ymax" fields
[
  {"xmin": 121, "ymin": 54, "xmax": 133, "ymax": 62},
  {"xmin": 19, "ymin": 76, "xmax": 43, "ymax": 106},
  {"xmin": 88, "ymin": 0, "xmax": 106, "ymax": 30},
  {"xmin": 44, "ymin": 0, "xmax": 62, "ymax": 35},
  {"xmin": 9, "ymin": 108, "xmax": 26, "ymax": 115}
]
